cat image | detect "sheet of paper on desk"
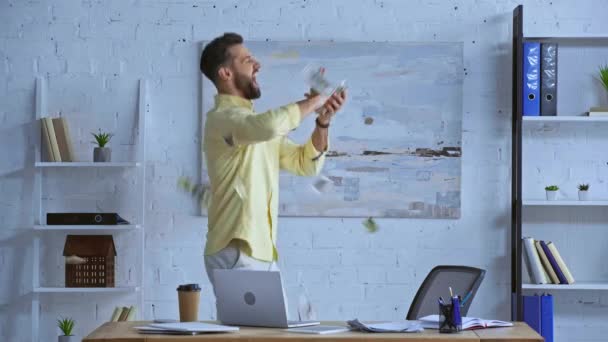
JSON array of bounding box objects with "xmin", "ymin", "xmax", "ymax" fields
[{"xmin": 347, "ymin": 319, "xmax": 423, "ymax": 333}]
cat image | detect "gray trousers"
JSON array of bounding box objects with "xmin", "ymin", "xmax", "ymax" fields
[
  {"xmin": 204, "ymin": 241, "xmax": 280, "ymax": 289},
  {"xmin": 204, "ymin": 241, "xmax": 287, "ymax": 317}
]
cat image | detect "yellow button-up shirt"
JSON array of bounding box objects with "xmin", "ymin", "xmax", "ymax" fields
[{"xmin": 203, "ymin": 94, "xmax": 326, "ymax": 262}]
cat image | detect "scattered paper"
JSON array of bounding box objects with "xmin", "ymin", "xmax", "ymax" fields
[
  {"xmin": 311, "ymin": 175, "xmax": 332, "ymax": 194},
  {"xmin": 362, "ymin": 217, "xmax": 379, "ymax": 233},
  {"xmin": 65, "ymin": 255, "xmax": 86, "ymax": 265},
  {"xmin": 297, "ymin": 286, "xmax": 316, "ymax": 321},
  {"xmin": 177, "ymin": 176, "xmax": 211, "ymax": 209}
]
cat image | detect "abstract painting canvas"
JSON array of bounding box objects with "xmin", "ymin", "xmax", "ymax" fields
[{"xmin": 201, "ymin": 41, "xmax": 463, "ymax": 218}]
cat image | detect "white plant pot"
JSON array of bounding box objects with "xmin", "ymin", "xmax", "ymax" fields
[
  {"xmin": 578, "ymin": 190, "xmax": 590, "ymax": 201},
  {"xmin": 59, "ymin": 335, "xmax": 77, "ymax": 342},
  {"xmin": 545, "ymin": 190, "xmax": 558, "ymax": 201}
]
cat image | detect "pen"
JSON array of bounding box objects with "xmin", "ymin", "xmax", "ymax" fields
[
  {"xmin": 460, "ymin": 291, "xmax": 473, "ymax": 307},
  {"xmin": 439, "ymin": 296, "xmax": 445, "ymax": 305},
  {"xmin": 449, "ymin": 286, "xmax": 454, "ymax": 297}
]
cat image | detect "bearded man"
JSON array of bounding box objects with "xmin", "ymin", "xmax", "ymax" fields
[{"xmin": 199, "ymin": 32, "xmax": 346, "ymax": 296}]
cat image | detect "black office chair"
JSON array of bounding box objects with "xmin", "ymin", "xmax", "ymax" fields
[{"xmin": 406, "ymin": 265, "xmax": 486, "ymax": 320}]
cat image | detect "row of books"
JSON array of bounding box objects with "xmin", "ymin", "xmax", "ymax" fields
[
  {"xmin": 110, "ymin": 305, "xmax": 136, "ymax": 322},
  {"xmin": 522, "ymin": 237, "xmax": 575, "ymax": 285},
  {"xmin": 41, "ymin": 117, "xmax": 75, "ymax": 162},
  {"xmin": 588, "ymin": 106, "xmax": 608, "ymax": 116},
  {"xmin": 523, "ymin": 42, "xmax": 557, "ymax": 116}
]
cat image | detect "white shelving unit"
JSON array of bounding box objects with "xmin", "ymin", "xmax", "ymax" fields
[
  {"xmin": 34, "ymin": 286, "xmax": 140, "ymax": 293},
  {"xmin": 523, "ymin": 200, "xmax": 608, "ymax": 206},
  {"xmin": 523, "ymin": 116, "xmax": 608, "ymax": 123},
  {"xmin": 523, "ymin": 282, "xmax": 608, "ymax": 291},
  {"xmin": 35, "ymin": 162, "xmax": 141, "ymax": 167},
  {"xmin": 34, "ymin": 224, "xmax": 141, "ymax": 232},
  {"xmin": 520, "ymin": 112, "xmax": 608, "ymax": 291},
  {"xmin": 31, "ymin": 77, "xmax": 147, "ymax": 342}
]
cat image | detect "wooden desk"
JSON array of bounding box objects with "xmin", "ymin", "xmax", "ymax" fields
[
  {"xmin": 473, "ymin": 323, "xmax": 542, "ymax": 342},
  {"xmin": 83, "ymin": 321, "xmax": 541, "ymax": 342}
]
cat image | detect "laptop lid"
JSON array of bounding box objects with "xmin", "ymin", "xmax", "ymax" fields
[{"xmin": 214, "ymin": 270, "xmax": 290, "ymax": 328}]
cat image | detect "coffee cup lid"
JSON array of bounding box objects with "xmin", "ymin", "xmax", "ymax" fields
[{"xmin": 177, "ymin": 283, "xmax": 201, "ymax": 292}]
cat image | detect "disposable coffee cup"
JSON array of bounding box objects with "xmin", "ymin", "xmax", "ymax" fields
[{"xmin": 177, "ymin": 283, "xmax": 201, "ymax": 322}]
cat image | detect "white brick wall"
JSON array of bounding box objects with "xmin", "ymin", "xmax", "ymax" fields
[{"xmin": 1, "ymin": 0, "xmax": 608, "ymax": 341}]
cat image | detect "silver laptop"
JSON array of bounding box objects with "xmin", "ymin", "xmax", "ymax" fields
[{"xmin": 213, "ymin": 269, "xmax": 320, "ymax": 328}]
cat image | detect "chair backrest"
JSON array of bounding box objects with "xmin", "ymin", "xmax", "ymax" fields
[{"xmin": 406, "ymin": 265, "xmax": 485, "ymax": 320}]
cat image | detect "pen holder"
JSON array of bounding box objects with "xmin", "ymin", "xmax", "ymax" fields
[{"xmin": 439, "ymin": 297, "xmax": 462, "ymax": 333}]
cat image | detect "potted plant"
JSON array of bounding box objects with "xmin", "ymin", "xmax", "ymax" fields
[
  {"xmin": 578, "ymin": 183, "xmax": 590, "ymax": 201},
  {"xmin": 599, "ymin": 64, "xmax": 608, "ymax": 99},
  {"xmin": 545, "ymin": 185, "xmax": 559, "ymax": 201},
  {"xmin": 57, "ymin": 317, "xmax": 75, "ymax": 342},
  {"xmin": 91, "ymin": 130, "xmax": 113, "ymax": 162}
]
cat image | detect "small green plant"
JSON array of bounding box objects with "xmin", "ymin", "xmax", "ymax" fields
[
  {"xmin": 91, "ymin": 130, "xmax": 113, "ymax": 148},
  {"xmin": 57, "ymin": 317, "xmax": 75, "ymax": 336},
  {"xmin": 599, "ymin": 64, "xmax": 608, "ymax": 93},
  {"xmin": 545, "ymin": 185, "xmax": 559, "ymax": 191},
  {"xmin": 578, "ymin": 183, "xmax": 590, "ymax": 191}
]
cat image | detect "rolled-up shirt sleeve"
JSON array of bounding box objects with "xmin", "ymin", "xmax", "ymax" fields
[{"xmin": 279, "ymin": 137, "xmax": 328, "ymax": 176}]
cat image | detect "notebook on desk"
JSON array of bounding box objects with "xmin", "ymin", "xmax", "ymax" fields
[
  {"xmin": 419, "ymin": 315, "xmax": 513, "ymax": 330},
  {"xmin": 134, "ymin": 322, "xmax": 239, "ymax": 335},
  {"xmin": 285, "ymin": 325, "xmax": 351, "ymax": 335},
  {"xmin": 134, "ymin": 326, "xmax": 199, "ymax": 335}
]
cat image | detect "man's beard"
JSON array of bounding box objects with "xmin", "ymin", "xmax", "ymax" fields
[{"xmin": 235, "ymin": 73, "xmax": 261, "ymax": 100}]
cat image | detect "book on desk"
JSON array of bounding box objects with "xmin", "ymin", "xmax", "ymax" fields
[{"xmin": 418, "ymin": 315, "xmax": 513, "ymax": 330}]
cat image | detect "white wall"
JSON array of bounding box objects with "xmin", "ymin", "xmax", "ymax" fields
[{"xmin": 1, "ymin": 1, "xmax": 607, "ymax": 341}]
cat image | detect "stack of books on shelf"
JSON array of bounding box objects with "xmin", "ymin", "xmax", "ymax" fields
[
  {"xmin": 40, "ymin": 117, "xmax": 75, "ymax": 162},
  {"xmin": 110, "ymin": 305, "xmax": 136, "ymax": 322},
  {"xmin": 588, "ymin": 107, "xmax": 608, "ymax": 116},
  {"xmin": 522, "ymin": 237, "xmax": 575, "ymax": 285}
]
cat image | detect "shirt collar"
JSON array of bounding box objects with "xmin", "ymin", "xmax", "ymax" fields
[{"xmin": 215, "ymin": 94, "xmax": 254, "ymax": 110}]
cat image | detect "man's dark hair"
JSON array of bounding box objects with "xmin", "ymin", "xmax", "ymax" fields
[{"xmin": 200, "ymin": 32, "xmax": 243, "ymax": 84}]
